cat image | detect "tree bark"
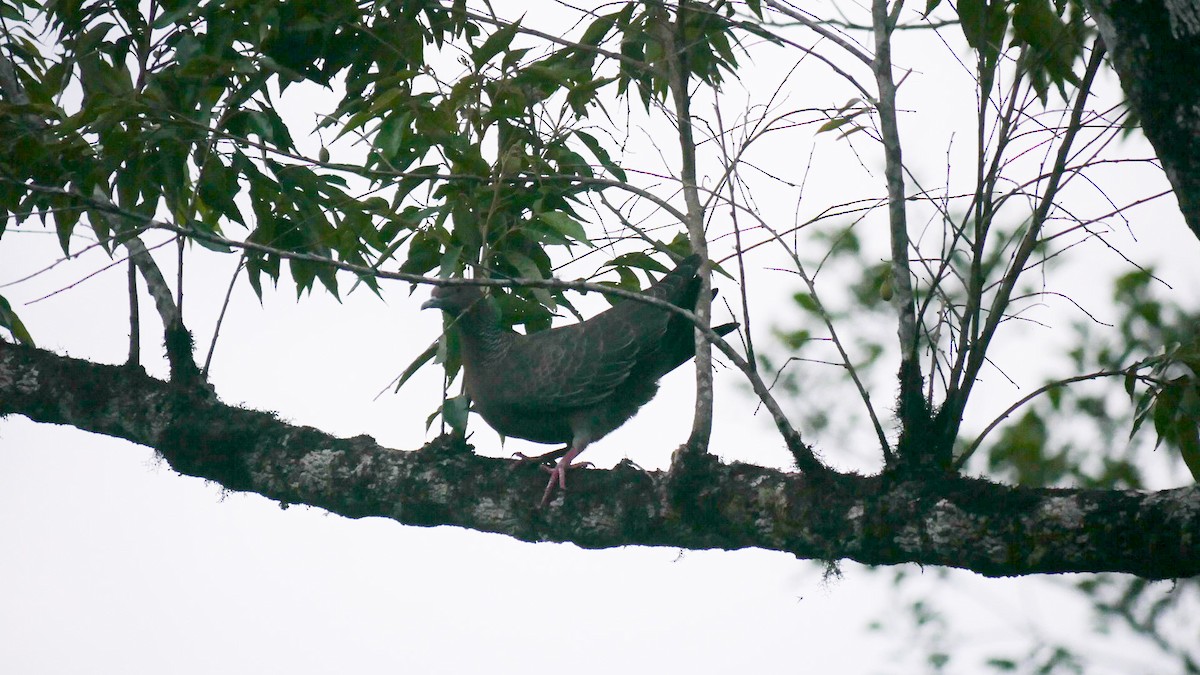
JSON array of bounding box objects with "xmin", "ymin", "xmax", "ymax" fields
[
  {"xmin": 1085, "ymin": 0, "xmax": 1200, "ymax": 239},
  {"xmin": 3, "ymin": 340, "xmax": 1196, "ymax": 579}
]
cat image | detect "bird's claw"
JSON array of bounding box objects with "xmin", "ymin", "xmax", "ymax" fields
[
  {"xmin": 537, "ymin": 460, "xmax": 594, "ymax": 508},
  {"xmin": 512, "ymin": 447, "xmax": 569, "ymax": 467}
]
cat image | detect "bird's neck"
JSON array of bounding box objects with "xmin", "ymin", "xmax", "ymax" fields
[{"xmin": 457, "ymin": 301, "xmax": 511, "ymax": 363}]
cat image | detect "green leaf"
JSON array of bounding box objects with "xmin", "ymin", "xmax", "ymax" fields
[
  {"xmin": 0, "ymin": 294, "xmax": 34, "ymax": 345},
  {"xmin": 504, "ymin": 250, "xmax": 553, "ymax": 308},
  {"xmin": 1151, "ymin": 382, "xmax": 1180, "ymax": 448},
  {"xmin": 53, "ymin": 195, "xmax": 75, "ymax": 254},
  {"xmin": 393, "ymin": 341, "xmax": 438, "ymax": 393},
  {"xmin": 501, "ymin": 47, "xmax": 532, "ymax": 72},
  {"xmin": 575, "ymin": 130, "xmax": 627, "ymax": 181},
  {"xmin": 197, "ymin": 159, "xmax": 245, "ymax": 226},
  {"xmin": 1012, "ymin": 0, "xmax": 1082, "ymax": 102},
  {"xmin": 817, "ymin": 112, "xmax": 861, "ymax": 134},
  {"xmin": 606, "ymin": 251, "xmax": 669, "ymax": 275},
  {"xmin": 610, "ymin": 266, "xmax": 642, "ymax": 292},
  {"xmin": 580, "ymin": 13, "xmax": 617, "ymax": 47},
  {"xmin": 1178, "ymin": 424, "xmax": 1200, "ymax": 481},
  {"xmin": 1176, "ymin": 381, "xmax": 1200, "ymax": 480},
  {"xmin": 1045, "ymin": 383, "xmax": 1062, "ymax": 409},
  {"xmin": 536, "ymin": 211, "xmax": 591, "ymax": 246},
  {"xmin": 988, "ymin": 410, "xmax": 1065, "ymax": 485},
  {"xmin": 793, "ymin": 292, "xmax": 819, "ymax": 313},
  {"xmin": 472, "ymin": 19, "xmax": 521, "ymax": 70},
  {"xmin": 1130, "ymin": 387, "xmax": 1155, "ymax": 440},
  {"xmin": 153, "ymin": 0, "xmax": 203, "ymax": 28},
  {"xmin": 958, "ymin": 0, "xmax": 1009, "ymax": 97},
  {"xmin": 401, "ymin": 229, "xmax": 443, "ymax": 275},
  {"xmin": 566, "ymin": 76, "xmax": 616, "ymax": 115},
  {"xmin": 520, "ymin": 63, "xmax": 576, "ymax": 92}
]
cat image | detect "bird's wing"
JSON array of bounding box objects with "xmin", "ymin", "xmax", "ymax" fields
[{"xmin": 488, "ymin": 256, "xmax": 702, "ymax": 411}]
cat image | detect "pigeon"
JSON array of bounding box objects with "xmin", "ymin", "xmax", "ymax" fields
[{"xmin": 421, "ymin": 254, "xmax": 737, "ymax": 505}]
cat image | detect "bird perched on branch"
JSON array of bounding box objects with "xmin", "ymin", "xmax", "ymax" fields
[{"xmin": 421, "ymin": 254, "xmax": 737, "ymax": 506}]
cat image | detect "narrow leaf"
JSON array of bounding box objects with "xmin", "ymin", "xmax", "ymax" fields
[
  {"xmin": 472, "ymin": 19, "xmax": 521, "ymax": 69},
  {"xmin": 394, "ymin": 341, "xmax": 438, "ymax": 393},
  {"xmin": 537, "ymin": 211, "xmax": 591, "ymax": 246},
  {"xmin": 575, "ymin": 130, "xmax": 627, "ymax": 181},
  {"xmin": 0, "ymin": 294, "xmax": 34, "ymax": 345},
  {"xmin": 1178, "ymin": 425, "xmax": 1200, "ymax": 481}
]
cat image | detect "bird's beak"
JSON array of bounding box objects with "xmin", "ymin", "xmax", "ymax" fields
[{"xmin": 420, "ymin": 297, "xmax": 442, "ymax": 311}]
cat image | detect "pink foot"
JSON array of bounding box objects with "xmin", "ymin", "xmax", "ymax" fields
[{"xmin": 538, "ymin": 455, "xmax": 593, "ymax": 507}]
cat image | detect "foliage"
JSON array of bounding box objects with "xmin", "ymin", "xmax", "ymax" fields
[{"xmin": 1, "ymin": 0, "xmax": 1197, "ymax": 672}]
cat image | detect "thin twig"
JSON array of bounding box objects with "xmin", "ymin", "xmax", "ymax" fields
[
  {"xmin": 957, "ymin": 369, "xmax": 1128, "ymax": 468},
  {"xmin": 945, "ymin": 39, "xmax": 1108, "ymax": 438},
  {"xmin": 764, "ymin": 0, "xmax": 874, "ymax": 67},
  {"xmin": 203, "ymin": 256, "xmax": 246, "ymax": 378},
  {"xmin": 755, "ymin": 234, "xmax": 891, "ymax": 455},
  {"xmin": 128, "ymin": 258, "xmax": 140, "ymax": 366},
  {"xmin": 713, "ymin": 104, "xmax": 756, "ymax": 372}
]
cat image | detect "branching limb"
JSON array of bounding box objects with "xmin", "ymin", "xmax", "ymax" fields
[
  {"xmin": 871, "ymin": 0, "xmax": 918, "ymax": 367},
  {"xmin": 867, "ymin": 0, "xmax": 930, "ymax": 468},
  {"xmin": 652, "ymin": 3, "xmax": 715, "ymax": 453},
  {"xmin": 944, "ymin": 40, "xmax": 1107, "ymax": 443}
]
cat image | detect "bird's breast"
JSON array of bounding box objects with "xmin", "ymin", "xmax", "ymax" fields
[{"xmin": 463, "ymin": 362, "xmax": 574, "ymax": 445}]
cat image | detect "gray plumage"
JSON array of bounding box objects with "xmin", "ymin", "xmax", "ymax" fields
[{"xmin": 422, "ymin": 254, "xmax": 736, "ymax": 503}]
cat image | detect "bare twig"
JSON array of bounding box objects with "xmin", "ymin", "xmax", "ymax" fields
[
  {"xmin": 713, "ymin": 104, "xmax": 756, "ymax": 372},
  {"xmin": 957, "ymin": 368, "xmax": 1128, "ymax": 469},
  {"xmin": 127, "ymin": 259, "xmax": 140, "ymax": 366},
  {"xmin": 945, "ymin": 39, "xmax": 1108, "ymax": 440},
  {"xmin": 203, "ymin": 256, "xmax": 247, "ymax": 378},
  {"xmin": 764, "ymin": 0, "xmax": 874, "ymax": 67},
  {"xmin": 755, "ymin": 233, "xmax": 891, "ymax": 456}
]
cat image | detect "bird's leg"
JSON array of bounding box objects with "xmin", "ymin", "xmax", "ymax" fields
[{"xmin": 539, "ymin": 444, "xmax": 593, "ymax": 507}]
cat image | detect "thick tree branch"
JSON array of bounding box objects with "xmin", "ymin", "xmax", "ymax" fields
[
  {"xmin": 2, "ymin": 340, "xmax": 1196, "ymax": 579},
  {"xmin": 1084, "ymin": 0, "xmax": 1200, "ymax": 241}
]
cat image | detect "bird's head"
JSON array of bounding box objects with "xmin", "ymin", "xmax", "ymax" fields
[{"xmin": 421, "ymin": 284, "xmax": 488, "ymax": 316}]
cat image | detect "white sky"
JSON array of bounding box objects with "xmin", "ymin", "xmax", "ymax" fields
[{"xmin": 2, "ymin": 2, "xmax": 1199, "ymax": 673}]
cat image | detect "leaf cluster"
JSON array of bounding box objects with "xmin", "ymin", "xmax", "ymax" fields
[{"xmin": 940, "ymin": 0, "xmax": 1090, "ymax": 102}]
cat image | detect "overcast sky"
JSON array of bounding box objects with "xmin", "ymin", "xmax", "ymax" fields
[{"xmin": 3, "ymin": 3, "xmax": 1199, "ymax": 673}]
